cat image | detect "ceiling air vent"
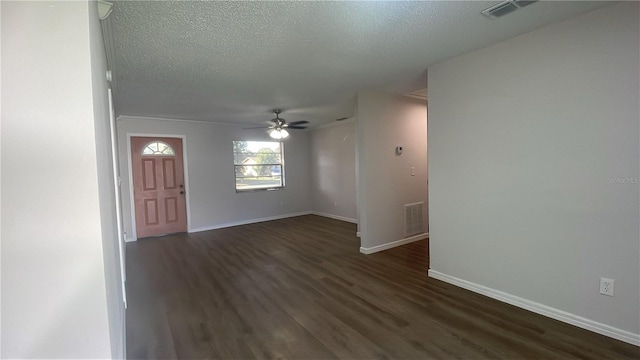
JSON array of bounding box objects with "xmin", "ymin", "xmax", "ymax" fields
[
  {"xmin": 512, "ymin": 0, "xmax": 538, "ymax": 8},
  {"xmin": 482, "ymin": 0, "xmax": 538, "ymax": 19},
  {"xmin": 406, "ymin": 88, "xmax": 428, "ymax": 101}
]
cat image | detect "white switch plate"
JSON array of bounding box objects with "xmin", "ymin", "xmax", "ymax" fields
[
  {"xmin": 600, "ymin": 277, "xmax": 614, "ymax": 296},
  {"xmin": 411, "ymin": 167, "xmax": 416, "ymax": 176}
]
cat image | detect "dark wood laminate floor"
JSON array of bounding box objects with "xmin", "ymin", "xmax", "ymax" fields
[{"xmin": 126, "ymin": 215, "xmax": 639, "ymax": 359}]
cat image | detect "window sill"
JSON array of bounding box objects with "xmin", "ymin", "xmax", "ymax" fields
[{"xmin": 235, "ymin": 186, "xmax": 284, "ymax": 193}]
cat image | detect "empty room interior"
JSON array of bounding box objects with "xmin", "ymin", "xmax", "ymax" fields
[{"xmin": 2, "ymin": 1, "xmax": 639, "ymax": 359}]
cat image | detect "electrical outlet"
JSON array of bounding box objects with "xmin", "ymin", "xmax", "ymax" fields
[{"xmin": 599, "ymin": 277, "xmax": 615, "ymax": 296}]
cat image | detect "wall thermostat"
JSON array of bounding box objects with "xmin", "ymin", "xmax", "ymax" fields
[{"xmin": 395, "ymin": 146, "xmax": 403, "ymax": 155}]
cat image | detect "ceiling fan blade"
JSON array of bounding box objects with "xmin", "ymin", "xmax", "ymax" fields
[
  {"xmin": 287, "ymin": 120, "xmax": 309, "ymax": 126},
  {"xmin": 243, "ymin": 126, "xmax": 271, "ymax": 129},
  {"xmin": 286, "ymin": 125, "xmax": 308, "ymax": 129}
]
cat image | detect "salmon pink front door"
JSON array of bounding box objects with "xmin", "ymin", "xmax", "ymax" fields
[{"xmin": 131, "ymin": 137, "xmax": 187, "ymax": 238}]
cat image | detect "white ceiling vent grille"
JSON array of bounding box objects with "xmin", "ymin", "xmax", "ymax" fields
[
  {"xmin": 482, "ymin": 0, "xmax": 538, "ymax": 19},
  {"xmin": 407, "ymin": 88, "xmax": 428, "ymax": 101},
  {"xmin": 404, "ymin": 202, "xmax": 425, "ymax": 238}
]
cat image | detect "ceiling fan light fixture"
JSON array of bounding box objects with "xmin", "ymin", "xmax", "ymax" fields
[
  {"xmin": 269, "ymin": 129, "xmax": 281, "ymax": 139},
  {"xmin": 269, "ymin": 128, "xmax": 289, "ymax": 139}
]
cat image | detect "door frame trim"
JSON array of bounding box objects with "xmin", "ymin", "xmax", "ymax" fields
[{"xmin": 126, "ymin": 133, "xmax": 191, "ymax": 241}]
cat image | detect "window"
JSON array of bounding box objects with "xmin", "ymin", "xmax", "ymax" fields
[
  {"xmin": 142, "ymin": 141, "xmax": 175, "ymax": 155},
  {"xmin": 233, "ymin": 140, "xmax": 284, "ymax": 192}
]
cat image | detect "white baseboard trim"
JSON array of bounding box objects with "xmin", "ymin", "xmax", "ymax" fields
[
  {"xmin": 428, "ymin": 270, "xmax": 640, "ymax": 346},
  {"xmin": 188, "ymin": 211, "xmax": 313, "ymax": 234},
  {"xmin": 360, "ymin": 233, "xmax": 429, "ymax": 254},
  {"xmin": 311, "ymin": 211, "xmax": 358, "ymax": 224},
  {"xmin": 124, "ymin": 236, "xmax": 136, "ymax": 243}
]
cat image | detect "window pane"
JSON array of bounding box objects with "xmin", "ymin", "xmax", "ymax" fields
[
  {"xmin": 233, "ymin": 141, "xmax": 282, "ymax": 165},
  {"xmin": 233, "ymin": 141, "xmax": 284, "ymax": 191},
  {"xmin": 142, "ymin": 141, "xmax": 175, "ymax": 155}
]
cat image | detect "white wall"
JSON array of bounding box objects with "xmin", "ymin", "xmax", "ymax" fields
[
  {"xmin": 88, "ymin": 1, "xmax": 125, "ymax": 358},
  {"xmin": 428, "ymin": 2, "xmax": 639, "ymax": 344},
  {"xmin": 0, "ymin": 2, "xmax": 4, "ymax": 355},
  {"xmin": 357, "ymin": 92, "xmax": 428, "ymax": 252},
  {"xmin": 1, "ymin": 1, "xmax": 113, "ymax": 357},
  {"xmin": 310, "ymin": 120, "xmax": 357, "ymax": 222},
  {"xmin": 117, "ymin": 117, "xmax": 312, "ymax": 238}
]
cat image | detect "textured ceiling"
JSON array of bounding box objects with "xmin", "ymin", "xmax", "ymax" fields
[{"xmin": 107, "ymin": 1, "xmax": 611, "ymax": 126}]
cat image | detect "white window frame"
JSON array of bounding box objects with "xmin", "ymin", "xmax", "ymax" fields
[{"xmin": 233, "ymin": 140, "xmax": 285, "ymax": 192}]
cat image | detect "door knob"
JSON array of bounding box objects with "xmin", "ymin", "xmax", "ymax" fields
[{"xmin": 180, "ymin": 190, "xmax": 185, "ymax": 195}]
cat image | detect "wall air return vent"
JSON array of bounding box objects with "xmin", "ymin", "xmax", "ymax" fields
[
  {"xmin": 482, "ymin": 0, "xmax": 538, "ymax": 19},
  {"xmin": 404, "ymin": 202, "xmax": 425, "ymax": 238}
]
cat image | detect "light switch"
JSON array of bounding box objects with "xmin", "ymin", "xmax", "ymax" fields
[{"xmin": 411, "ymin": 167, "xmax": 416, "ymax": 176}]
